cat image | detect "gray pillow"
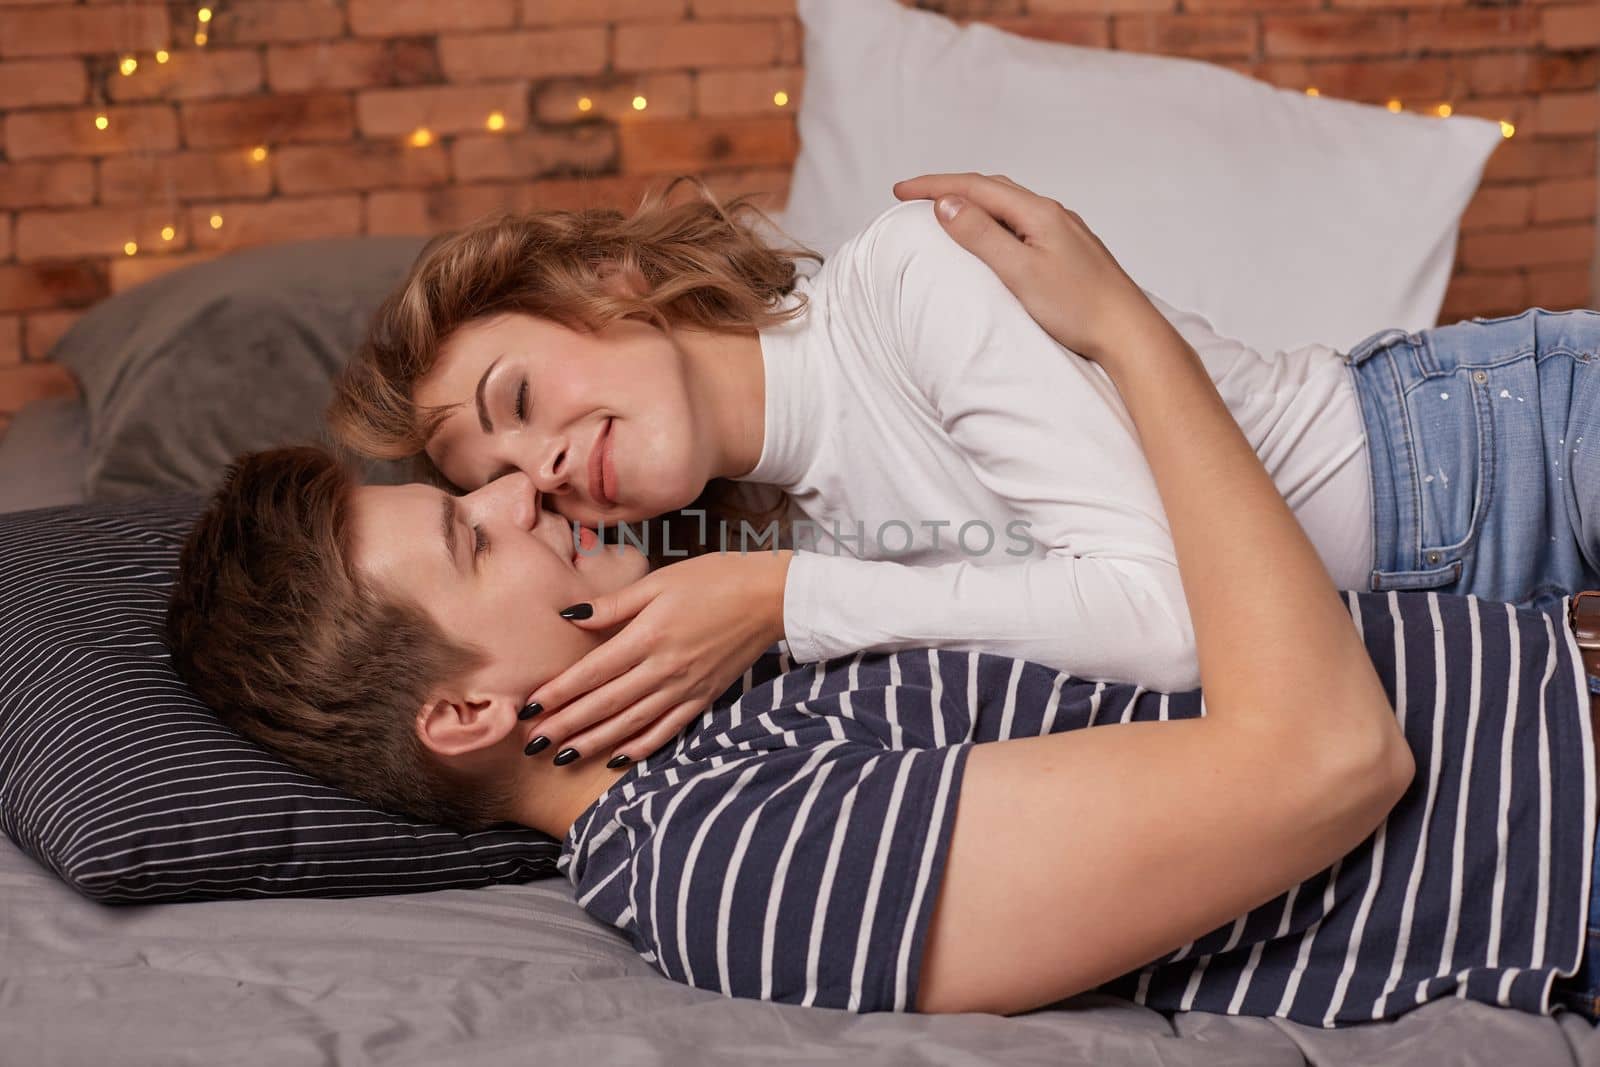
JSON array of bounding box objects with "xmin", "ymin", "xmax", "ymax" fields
[{"xmin": 47, "ymin": 235, "xmax": 431, "ymax": 498}]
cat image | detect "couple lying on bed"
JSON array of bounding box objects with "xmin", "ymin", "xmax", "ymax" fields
[{"xmin": 165, "ymin": 173, "xmax": 1600, "ymax": 1024}]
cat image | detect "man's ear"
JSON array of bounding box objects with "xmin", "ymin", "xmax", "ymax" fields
[{"xmin": 414, "ymin": 690, "xmax": 519, "ymax": 758}]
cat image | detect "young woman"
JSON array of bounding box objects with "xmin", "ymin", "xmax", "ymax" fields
[{"xmin": 328, "ymin": 173, "xmax": 1600, "ymax": 770}]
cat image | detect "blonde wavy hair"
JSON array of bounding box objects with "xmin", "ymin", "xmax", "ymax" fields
[{"xmin": 328, "ymin": 174, "xmax": 824, "ymax": 561}]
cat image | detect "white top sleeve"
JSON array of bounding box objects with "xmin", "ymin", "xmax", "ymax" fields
[{"xmin": 779, "ymin": 206, "xmax": 1201, "ymax": 692}]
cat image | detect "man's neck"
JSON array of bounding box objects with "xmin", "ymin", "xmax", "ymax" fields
[{"xmin": 509, "ymin": 755, "xmax": 634, "ymax": 840}]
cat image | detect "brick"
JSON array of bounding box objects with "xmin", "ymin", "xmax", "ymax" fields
[
  {"xmin": 0, "ymin": 262, "xmax": 107, "ymax": 313},
  {"xmin": 356, "ymin": 84, "xmax": 529, "ymax": 137},
  {"xmin": 438, "ymin": 28, "xmax": 608, "ymax": 81},
  {"xmin": 690, "ymin": 0, "xmax": 793, "ymax": 12},
  {"xmin": 1111, "ymin": 13, "xmax": 1257, "ymax": 57},
  {"xmin": 267, "ymin": 40, "xmax": 441, "ymax": 92},
  {"xmin": 189, "ymin": 196, "xmax": 362, "ymax": 251},
  {"xmin": 777, "ymin": 15, "xmax": 801, "ymax": 63},
  {"xmin": 216, "ymin": 2, "xmax": 345, "ymax": 44},
  {"xmin": 16, "ymin": 207, "xmax": 188, "ymax": 261},
  {"xmin": 110, "ymin": 250, "xmax": 220, "ymax": 293},
  {"xmin": 983, "ymin": 14, "xmax": 1113, "ymax": 45},
  {"xmin": 1543, "ymin": 3, "xmax": 1600, "ymax": 48},
  {"xmin": 1526, "ymin": 265, "xmax": 1595, "ymax": 309},
  {"xmin": 1169, "ymin": 0, "xmax": 1304, "ymax": 13},
  {"xmin": 698, "ymin": 166, "xmax": 791, "ymax": 215},
  {"xmin": 350, "ymin": 0, "xmax": 515, "ymax": 36},
  {"xmin": 451, "ymin": 125, "xmax": 616, "ymax": 182},
  {"xmin": 99, "ymin": 149, "xmax": 273, "ymax": 204},
  {"xmin": 0, "ymin": 213, "xmax": 8, "ymax": 260},
  {"xmin": 1459, "ymin": 222, "xmax": 1594, "ymax": 269},
  {"xmin": 1328, "ymin": 0, "xmax": 1463, "ymax": 9},
  {"xmin": 1439, "ymin": 271, "xmax": 1528, "ymax": 321},
  {"xmin": 1243, "ymin": 57, "xmax": 1450, "ymax": 101},
  {"xmin": 928, "ymin": 0, "xmax": 1027, "ymax": 15},
  {"xmin": 1464, "ymin": 52, "xmax": 1600, "ymax": 96},
  {"xmin": 614, "ymin": 19, "xmax": 781, "ymax": 71},
  {"xmin": 1482, "ymin": 136, "xmax": 1597, "ymax": 182},
  {"xmin": 274, "ymin": 142, "xmax": 451, "ymax": 193},
  {"xmin": 0, "ymin": 59, "xmax": 85, "ymax": 108},
  {"xmin": 522, "ymin": 0, "xmax": 687, "ymax": 21},
  {"xmin": 182, "ymin": 93, "xmax": 355, "ymax": 147},
  {"xmin": 393, "ymin": 173, "xmax": 663, "ymax": 231},
  {"xmin": 695, "ymin": 66, "xmax": 804, "ymax": 118},
  {"xmin": 0, "ymin": 5, "xmax": 167, "ymax": 58},
  {"xmin": 1460, "ymin": 184, "xmax": 1533, "ymax": 230},
  {"xmin": 0, "ymin": 361, "xmax": 77, "ymax": 412},
  {"xmin": 1403, "ymin": 8, "xmax": 1540, "ymax": 53},
  {"xmin": 365, "ymin": 190, "xmax": 430, "ymax": 234},
  {"xmin": 1453, "ymin": 95, "xmax": 1538, "ymax": 136},
  {"xmin": 617, "ymin": 116, "xmax": 796, "ymax": 173},
  {"xmin": 1537, "ymin": 91, "xmax": 1600, "ymax": 135},
  {"xmin": 533, "ymin": 73, "xmax": 694, "ymax": 123},
  {"xmin": 0, "ymin": 160, "xmax": 94, "ymax": 209},
  {"xmin": 23, "ymin": 309, "xmax": 81, "ymax": 360},
  {"xmin": 1533, "ymin": 177, "xmax": 1598, "ymax": 223},
  {"xmin": 106, "ymin": 48, "xmax": 262, "ymax": 102},
  {"xmin": 1262, "ymin": 14, "xmax": 1407, "ymax": 59},
  {"xmin": 0, "ymin": 317, "xmax": 17, "ymax": 366},
  {"xmin": 4, "ymin": 105, "xmax": 179, "ymax": 160}
]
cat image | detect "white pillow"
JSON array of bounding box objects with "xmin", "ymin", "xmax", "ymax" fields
[{"xmin": 775, "ymin": 0, "xmax": 1506, "ymax": 355}]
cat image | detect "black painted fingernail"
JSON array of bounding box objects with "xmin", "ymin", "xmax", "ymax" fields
[
  {"xmin": 554, "ymin": 747, "xmax": 581, "ymax": 766},
  {"xmin": 524, "ymin": 735, "xmax": 550, "ymax": 756},
  {"xmin": 518, "ymin": 702, "xmax": 542, "ymax": 721},
  {"xmin": 606, "ymin": 754, "xmax": 631, "ymax": 769},
  {"xmin": 558, "ymin": 602, "xmax": 593, "ymax": 620}
]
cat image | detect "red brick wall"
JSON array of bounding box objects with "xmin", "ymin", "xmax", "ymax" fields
[{"xmin": 0, "ymin": 0, "xmax": 1595, "ymax": 442}]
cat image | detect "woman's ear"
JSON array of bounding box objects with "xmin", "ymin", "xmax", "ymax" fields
[{"xmin": 415, "ymin": 692, "xmax": 518, "ymax": 758}]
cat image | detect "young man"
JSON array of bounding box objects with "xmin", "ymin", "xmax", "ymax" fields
[{"xmin": 167, "ymin": 446, "xmax": 1592, "ymax": 1025}]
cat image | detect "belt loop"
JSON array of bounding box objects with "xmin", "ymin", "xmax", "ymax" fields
[{"xmin": 1345, "ymin": 327, "xmax": 1412, "ymax": 367}]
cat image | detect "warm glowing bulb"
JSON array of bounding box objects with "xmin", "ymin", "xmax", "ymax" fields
[
  {"xmin": 1386, "ymin": 99, "xmax": 1402, "ymax": 113},
  {"xmin": 409, "ymin": 127, "xmax": 434, "ymax": 148},
  {"xmin": 198, "ymin": 7, "xmax": 213, "ymax": 22},
  {"xmin": 194, "ymin": 30, "xmax": 208, "ymax": 45},
  {"xmin": 124, "ymin": 241, "xmax": 138, "ymax": 256},
  {"xmin": 1436, "ymin": 103, "xmax": 1452, "ymax": 117},
  {"xmin": 577, "ymin": 96, "xmax": 593, "ymax": 112},
  {"xmin": 1500, "ymin": 120, "xmax": 1515, "ymax": 138},
  {"xmin": 773, "ymin": 90, "xmax": 789, "ymax": 107},
  {"xmin": 160, "ymin": 225, "xmax": 175, "ymax": 241},
  {"xmin": 486, "ymin": 110, "xmax": 506, "ymax": 131},
  {"xmin": 155, "ymin": 49, "xmax": 170, "ymax": 64},
  {"xmin": 1304, "ymin": 86, "xmax": 1319, "ymax": 96},
  {"xmin": 631, "ymin": 95, "xmax": 647, "ymax": 110},
  {"xmin": 119, "ymin": 56, "xmax": 138, "ymax": 76},
  {"xmin": 249, "ymin": 145, "xmax": 267, "ymax": 163},
  {"xmin": 94, "ymin": 113, "xmax": 109, "ymax": 130},
  {"xmin": 209, "ymin": 214, "xmax": 223, "ymax": 229}
]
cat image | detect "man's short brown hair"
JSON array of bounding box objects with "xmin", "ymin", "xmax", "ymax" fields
[{"xmin": 165, "ymin": 446, "xmax": 516, "ymax": 833}]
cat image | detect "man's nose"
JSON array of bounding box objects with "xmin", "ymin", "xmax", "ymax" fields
[{"xmin": 469, "ymin": 470, "xmax": 537, "ymax": 530}]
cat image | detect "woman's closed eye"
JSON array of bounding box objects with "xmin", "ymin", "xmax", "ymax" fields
[{"xmin": 513, "ymin": 379, "xmax": 527, "ymax": 423}]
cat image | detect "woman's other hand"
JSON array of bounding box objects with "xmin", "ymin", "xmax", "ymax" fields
[
  {"xmin": 522, "ymin": 549, "xmax": 793, "ymax": 767},
  {"xmin": 892, "ymin": 173, "xmax": 1153, "ymax": 368}
]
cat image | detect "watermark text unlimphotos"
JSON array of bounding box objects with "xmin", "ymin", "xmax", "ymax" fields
[{"xmin": 570, "ymin": 512, "xmax": 1037, "ymax": 559}]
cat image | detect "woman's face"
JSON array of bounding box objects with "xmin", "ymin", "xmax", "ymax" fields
[
  {"xmin": 415, "ymin": 311, "xmax": 712, "ymax": 528},
  {"xmin": 347, "ymin": 470, "xmax": 651, "ymax": 694}
]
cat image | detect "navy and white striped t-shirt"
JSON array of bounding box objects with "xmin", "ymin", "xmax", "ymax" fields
[{"xmin": 558, "ymin": 591, "xmax": 1594, "ymax": 1025}]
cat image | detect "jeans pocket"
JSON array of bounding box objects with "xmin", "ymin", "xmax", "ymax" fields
[{"xmin": 1395, "ymin": 369, "xmax": 1496, "ymax": 572}]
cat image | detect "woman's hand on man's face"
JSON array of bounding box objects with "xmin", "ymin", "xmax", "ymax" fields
[{"xmin": 519, "ymin": 549, "xmax": 794, "ymax": 768}]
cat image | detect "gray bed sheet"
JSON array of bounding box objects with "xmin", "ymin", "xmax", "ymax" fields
[{"xmin": 3, "ymin": 833, "xmax": 1598, "ymax": 1066}]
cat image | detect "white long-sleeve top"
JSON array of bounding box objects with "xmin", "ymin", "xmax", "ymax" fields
[{"xmin": 742, "ymin": 200, "xmax": 1372, "ymax": 691}]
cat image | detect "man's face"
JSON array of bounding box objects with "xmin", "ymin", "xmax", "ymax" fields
[
  {"xmin": 415, "ymin": 310, "xmax": 711, "ymax": 529},
  {"xmin": 346, "ymin": 471, "xmax": 650, "ymax": 703}
]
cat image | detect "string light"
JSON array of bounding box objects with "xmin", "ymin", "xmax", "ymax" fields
[
  {"xmin": 631, "ymin": 95, "xmax": 647, "ymax": 110},
  {"xmin": 94, "ymin": 113, "xmax": 109, "ymax": 131},
  {"xmin": 1500, "ymin": 120, "xmax": 1516, "ymax": 138},
  {"xmin": 1304, "ymin": 86, "xmax": 1320, "ymax": 96},
  {"xmin": 195, "ymin": 30, "xmax": 208, "ymax": 45},
  {"xmin": 119, "ymin": 56, "xmax": 138, "ymax": 76},
  {"xmin": 209, "ymin": 214, "xmax": 223, "ymax": 229},
  {"xmin": 1387, "ymin": 99, "xmax": 1402, "ymax": 112},
  {"xmin": 249, "ymin": 145, "xmax": 268, "ymax": 163},
  {"xmin": 409, "ymin": 127, "xmax": 433, "ymax": 147},
  {"xmin": 485, "ymin": 110, "xmax": 506, "ymax": 131},
  {"xmin": 160, "ymin": 226, "xmax": 175, "ymax": 241},
  {"xmin": 577, "ymin": 97, "xmax": 593, "ymax": 112},
  {"xmin": 197, "ymin": 6, "xmax": 213, "ymax": 22},
  {"xmin": 155, "ymin": 49, "xmax": 170, "ymax": 64},
  {"xmin": 1435, "ymin": 103, "xmax": 1452, "ymax": 117},
  {"xmin": 123, "ymin": 241, "xmax": 138, "ymax": 256},
  {"xmin": 773, "ymin": 90, "xmax": 789, "ymax": 107}
]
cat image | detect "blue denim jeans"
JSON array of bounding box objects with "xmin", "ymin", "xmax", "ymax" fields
[{"xmin": 1346, "ymin": 307, "xmax": 1600, "ymax": 1019}]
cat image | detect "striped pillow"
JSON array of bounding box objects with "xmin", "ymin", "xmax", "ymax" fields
[{"xmin": 0, "ymin": 496, "xmax": 560, "ymax": 904}]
